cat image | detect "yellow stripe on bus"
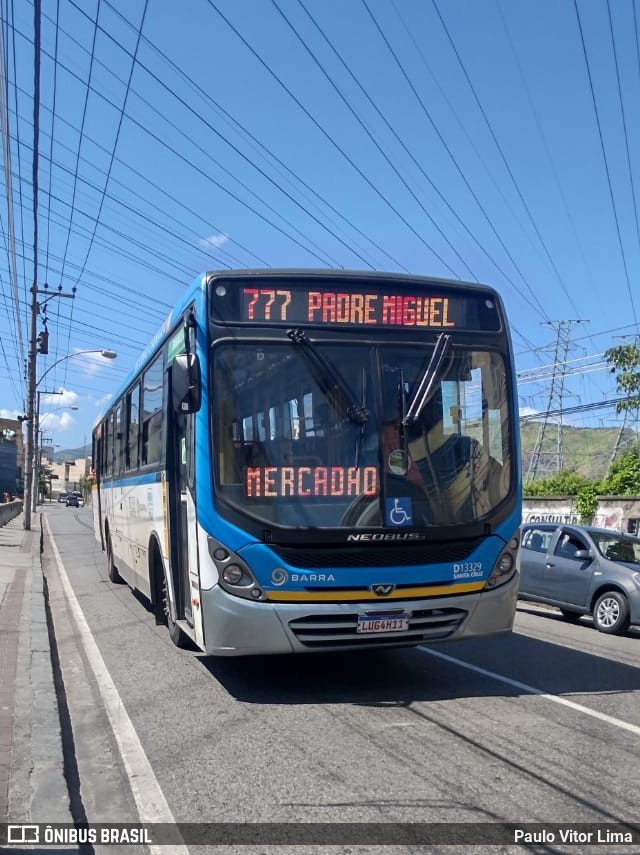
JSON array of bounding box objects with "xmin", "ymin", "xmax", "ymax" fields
[{"xmin": 265, "ymin": 581, "xmax": 485, "ymax": 603}]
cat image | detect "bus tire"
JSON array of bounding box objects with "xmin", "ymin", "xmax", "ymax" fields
[
  {"xmin": 153, "ymin": 550, "xmax": 190, "ymax": 648},
  {"xmin": 105, "ymin": 530, "xmax": 123, "ymax": 584}
]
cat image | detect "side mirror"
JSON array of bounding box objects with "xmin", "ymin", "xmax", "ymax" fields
[
  {"xmin": 574, "ymin": 548, "xmax": 592, "ymax": 561},
  {"xmin": 172, "ymin": 353, "xmax": 201, "ymax": 414}
]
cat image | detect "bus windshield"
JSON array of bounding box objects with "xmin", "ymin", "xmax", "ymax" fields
[{"xmin": 213, "ymin": 340, "xmax": 512, "ymax": 530}]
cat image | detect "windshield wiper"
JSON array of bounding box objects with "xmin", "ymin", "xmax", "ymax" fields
[
  {"xmin": 403, "ymin": 333, "xmax": 452, "ymax": 427},
  {"xmin": 286, "ymin": 328, "xmax": 369, "ymax": 425},
  {"xmin": 354, "ymin": 366, "xmax": 368, "ymax": 469},
  {"xmin": 398, "ymin": 367, "xmax": 409, "ymax": 459}
]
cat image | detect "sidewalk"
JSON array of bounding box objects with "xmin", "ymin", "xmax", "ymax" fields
[{"xmin": 0, "ymin": 510, "xmax": 73, "ymax": 829}]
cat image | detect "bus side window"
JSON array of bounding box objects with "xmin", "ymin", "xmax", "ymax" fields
[
  {"xmin": 105, "ymin": 412, "xmax": 115, "ymax": 476},
  {"xmin": 126, "ymin": 384, "xmax": 140, "ymax": 471},
  {"xmin": 141, "ymin": 355, "xmax": 163, "ymax": 466},
  {"xmin": 115, "ymin": 405, "xmax": 123, "ymax": 476}
]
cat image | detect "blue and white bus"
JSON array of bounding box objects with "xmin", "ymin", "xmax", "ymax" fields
[{"xmin": 92, "ymin": 270, "xmax": 521, "ymax": 655}]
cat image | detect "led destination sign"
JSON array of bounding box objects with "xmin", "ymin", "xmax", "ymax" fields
[
  {"xmin": 246, "ymin": 466, "xmax": 378, "ymax": 498},
  {"xmin": 245, "ymin": 289, "xmax": 454, "ymax": 328},
  {"xmin": 210, "ymin": 279, "xmax": 501, "ymax": 331}
]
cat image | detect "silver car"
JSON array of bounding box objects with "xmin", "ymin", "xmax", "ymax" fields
[{"xmin": 517, "ymin": 523, "xmax": 640, "ymax": 635}]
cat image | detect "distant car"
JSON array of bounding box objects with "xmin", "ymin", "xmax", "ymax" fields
[
  {"xmin": 517, "ymin": 523, "xmax": 640, "ymax": 634},
  {"xmin": 58, "ymin": 493, "xmax": 68, "ymax": 504},
  {"xmin": 65, "ymin": 494, "xmax": 80, "ymax": 508}
]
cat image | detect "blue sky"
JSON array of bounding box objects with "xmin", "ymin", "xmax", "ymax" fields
[{"xmin": 1, "ymin": 0, "xmax": 639, "ymax": 459}]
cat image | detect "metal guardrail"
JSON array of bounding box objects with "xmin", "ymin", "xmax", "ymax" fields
[{"xmin": 0, "ymin": 500, "xmax": 23, "ymax": 527}]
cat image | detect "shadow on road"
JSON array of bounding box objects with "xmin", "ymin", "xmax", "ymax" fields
[{"xmin": 195, "ymin": 624, "xmax": 640, "ymax": 705}]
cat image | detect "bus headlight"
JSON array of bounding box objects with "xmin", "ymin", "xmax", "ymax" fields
[
  {"xmin": 222, "ymin": 564, "xmax": 243, "ymax": 585},
  {"xmin": 485, "ymin": 536, "xmax": 519, "ymax": 590},
  {"xmin": 207, "ymin": 536, "xmax": 266, "ymax": 601}
]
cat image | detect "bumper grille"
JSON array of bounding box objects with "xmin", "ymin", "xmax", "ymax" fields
[
  {"xmin": 272, "ymin": 539, "xmax": 483, "ymax": 568},
  {"xmin": 288, "ymin": 607, "xmax": 467, "ymax": 648}
]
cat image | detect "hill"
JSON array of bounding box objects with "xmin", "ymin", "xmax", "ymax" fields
[
  {"xmin": 520, "ymin": 422, "xmax": 637, "ymax": 482},
  {"xmin": 56, "ymin": 444, "xmax": 90, "ymax": 461}
]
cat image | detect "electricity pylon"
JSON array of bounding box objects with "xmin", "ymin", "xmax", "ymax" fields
[{"xmin": 526, "ymin": 320, "xmax": 585, "ymax": 483}]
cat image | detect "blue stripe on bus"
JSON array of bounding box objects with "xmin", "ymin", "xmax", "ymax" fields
[{"xmin": 100, "ymin": 470, "xmax": 162, "ymax": 488}]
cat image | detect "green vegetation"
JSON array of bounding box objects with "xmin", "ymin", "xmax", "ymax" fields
[
  {"xmin": 522, "ymin": 339, "xmax": 640, "ymax": 504},
  {"xmin": 575, "ymin": 484, "xmax": 599, "ymax": 524},
  {"xmin": 599, "ymin": 448, "xmax": 640, "ymax": 495},
  {"xmin": 522, "ymin": 468, "xmax": 589, "ymax": 497},
  {"xmin": 78, "ymin": 472, "xmax": 92, "ymax": 498},
  {"xmin": 521, "ymin": 342, "xmax": 640, "ymax": 490},
  {"xmin": 605, "ymin": 342, "xmax": 640, "ymax": 416},
  {"xmin": 522, "ymin": 440, "xmax": 640, "ymax": 513}
]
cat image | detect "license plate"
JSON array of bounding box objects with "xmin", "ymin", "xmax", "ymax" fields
[{"xmin": 356, "ymin": 614, "xmax": 409, "ymax": 634}]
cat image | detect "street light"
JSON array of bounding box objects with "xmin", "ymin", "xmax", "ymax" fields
[
  {"xmin": 24, "ymin": 349, "xmax": 117, "ymax": 529},
  {"xmin": 32, "ymin": 394, "xmax": 79, "ymax": 512}
]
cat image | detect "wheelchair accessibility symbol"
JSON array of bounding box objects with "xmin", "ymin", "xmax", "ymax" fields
[{"xmin": 385, "ymin": 497, "xmax": 413, "ymax": 527}]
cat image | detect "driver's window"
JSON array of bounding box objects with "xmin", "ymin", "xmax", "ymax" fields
[{"xmin": 555, "ymin": 531, "xmax": 586, "ymax": 560}]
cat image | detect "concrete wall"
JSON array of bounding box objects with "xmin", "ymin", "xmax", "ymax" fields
[
  {"xmin": 0, "ymin": 499, "xmax": 23, "ymax": 527},
  {"xmin": 522, "ymin": 496, "xmax": 640, "ymax": 533}
]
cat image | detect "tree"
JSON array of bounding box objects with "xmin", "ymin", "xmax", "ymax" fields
[
  {"xmin": 575, "ymin": 484, "xmax": 599, "ymax": 523},
  {"xmin": 605, "ymin": 342, "xmax": 640, "ymax": 420},
  {"xmin": 78, "ymin": 472, "xmax": 91, "ymax": 498},
  {"xmin": 523, "ymin": 469, "xmax": 590, "ymax": 497},
  {"xmin": 37, "ymin": 463, "xmax": 54, "ymax": 502},
  {"xmin": 600, "ymin": 448, "xmax": 640, "ymax": 495}
]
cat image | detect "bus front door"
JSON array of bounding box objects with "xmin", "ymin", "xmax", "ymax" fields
[{"xmin": 167, "ymin": 409, "xmax": 195, "ymax": 627}]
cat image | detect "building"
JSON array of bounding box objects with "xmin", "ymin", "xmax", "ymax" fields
[
  {"xmin": 49, "ymin": 456, "xmax": 91, "ymax": 496},
  {"xmin": 0, "ymin": 418, "xmax": 25, "ymax": 497}
]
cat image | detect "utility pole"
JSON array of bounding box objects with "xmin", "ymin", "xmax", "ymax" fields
[
  {"xmin": 24, "ymin": 0, "xmax": 41, "ymax": 531},
  {"xmin": 526, "ymin": 320, "xmax": 586, "ymax": 484},
  {"xmin": 23, "ymin": 285, "xmax": 75, "ymax": 529},
  {"xmin": 23, "ymin": 284, "xmax": 39, "ymax": 530}
]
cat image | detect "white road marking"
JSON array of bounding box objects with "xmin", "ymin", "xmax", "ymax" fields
[
  {"xmin": 418, "ymin": 645, "xmax": 640, "ymax": 736},
  {"xmin": 45, "ymin": 517, "xmax": 189, "ymax": 855}
]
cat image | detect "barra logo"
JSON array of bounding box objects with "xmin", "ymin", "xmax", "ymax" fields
[
  {"xmin": 371, "ymin": 583, "xmax": 395, "ymax": 596},
  {"xmin": 291, "ymin": 573, "xmax": 336, "ymax": 583}
]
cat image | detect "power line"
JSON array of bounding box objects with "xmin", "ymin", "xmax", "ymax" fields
[
  {"xmin": 362, "ymin": 0, "xmax": 548, "ymax": 319},
  {"xmin": 0, "ymin": 1, "xmax": 24, "ymax": 368},
  {"xmin": 520, "ymin": 395, "xmax": 628, "ymax": 422},
  {"xmin": 431, "ymin": 0, "xmax": 581, "ymax": 318},
  {"xmin": 66, "ymin": 0, "xmax": 369, "ymax": 270},
  {"xmin": 606, "ymin": 0, "xmax": 640, "ymax": 279},
  {"xmin": 67, "ymin": 0, "xmax": 150, "ymax": 291},
  {"xmin": 101, "ymin": 0, "xmax": 398, "ymax": 271},
  {"xmin": 204, "ymin": 0, "xmax": 453, "ymax": 272},
  {"xmin": 271, "ymin": 0, "xmax": 470, "ymax": 278},
  {"xmin": 574, "ymin": 0, "xmax": 639, "ymax": 331}
]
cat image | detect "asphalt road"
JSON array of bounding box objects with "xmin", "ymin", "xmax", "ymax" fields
[{"xmin": 41, "ymin": 503, "xmax": 640, "ymax": 854}]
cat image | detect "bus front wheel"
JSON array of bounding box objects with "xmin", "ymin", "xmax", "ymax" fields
[
  {"xmin": 105, "ymin": 530, "xmax": 123, "ymax": 584},
  {"xmin": 153, "ymin": 551, "xmax": 189, "ymax": 648}
]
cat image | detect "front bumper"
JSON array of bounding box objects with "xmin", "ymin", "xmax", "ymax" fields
[{"xmin": 199, "ymin": 571, "xmax": 519, "ymax": 656}]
